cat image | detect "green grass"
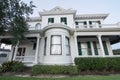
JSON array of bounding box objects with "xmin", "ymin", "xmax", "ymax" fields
[{"xmin": 0, "ymin": 75, "xmax": 120, "ymax": 80}]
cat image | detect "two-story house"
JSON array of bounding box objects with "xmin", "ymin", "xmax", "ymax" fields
[{"xmin": 0, "ymin": 6, "xmax": 120, "ymax": 66}]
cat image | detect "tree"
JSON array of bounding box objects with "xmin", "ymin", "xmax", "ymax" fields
[{"xmin": 0, "ymin": 0, "xmax": 35, "ymax": 44}]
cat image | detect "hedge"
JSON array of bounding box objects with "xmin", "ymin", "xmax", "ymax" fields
[
  {"xmin": 1, "ymin": 61, "xmax": 24, "ymax": 72},
  {"xmin": 32, "ymin": 65, "xmax": 78, "ymax": 75},
  {"xmin": 75, "ymin": 57, "xmax": 120, "ymax": 71}
]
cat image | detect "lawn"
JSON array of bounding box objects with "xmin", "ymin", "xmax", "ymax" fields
[{"xmin": 0, "ymin": 75, "xmax": 120, "ymax": 80}]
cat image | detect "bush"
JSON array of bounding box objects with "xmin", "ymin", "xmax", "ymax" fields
[
  {"xmin": 1, "ymin": 61, "xmax": 13, "ymax": 72},
  {"xmin": 75, "ymin": 57, "xmax": 120, "ymax": 71},
  {"xmin": 1, "ymin": 61, "xmax": 24, "ymax": 72},
  {"xmin": 32, "ymin": 65, "xmax": 78, "ymax": 75},
  {"xmin": 11, "ymin": 61, "xmax": 24, "ymax": 72}
]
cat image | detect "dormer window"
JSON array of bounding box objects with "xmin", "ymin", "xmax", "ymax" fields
[
  {"xmin": 61, "ymin": 17, "xmax": 67, "ymax": 25},
  {"xmin": 48, "ymin": 18, "xmax": 54, "ymax": 24}
]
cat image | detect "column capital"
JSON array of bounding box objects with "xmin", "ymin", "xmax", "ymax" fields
[{"xmin": 97, "ymin": 35, "xmax": 102, "ymax": 37}]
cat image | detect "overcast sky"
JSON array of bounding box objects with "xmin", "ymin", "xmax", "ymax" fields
[{"xmin": 24, "ymin": 0, "xmax": 120, "ymax": 24}]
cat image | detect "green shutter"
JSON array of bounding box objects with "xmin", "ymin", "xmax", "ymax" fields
[
  {"xmin": 78, "ymin": 42, "xmax": 82, "ymax": 55},
  {"xmin": 93, "ymin": 41, "xmax": 98, "ymax": 55},
  {"xmin": 61, "ymin": 17, "xmax": 67, "ymax": 24},
  {"xmin": 103, "ymin": 41, "xmax": 109, "ymax": 55},
  {"xmin": 48, "ymin": 18, "xmax": 50, "ymax": 23},
  {"xmin": 48, "ymin": 18, "xmax": 54, "ymax": 23},
  {"xmin": 87, "ymin": 42, "xmax": 92, "ymax": 55},
  {"xmin": 75, "ymin": 22, "xmax": 78, "ymax": 25},
  {"xmin": 52, "ymin": 18, "xmax": 54, "ymax": 23}
]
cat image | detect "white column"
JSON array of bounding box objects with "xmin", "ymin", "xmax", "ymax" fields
[
  {"xmin": 97, "ymin": 35, "xmax": 105, "ymax": 57},
  {"xmin": 34, "ymin": 37, "xmax": 40, "ymax": 64},
  {"xmin": 91, "ymin": 42, "xmax": 95, "ymax": 56},
  {"xmin": 86, "ymin": 21, "xmax": 89, "ymax": 28},
  {"xmin": 71, "ymin": 35, "xmax": 78, "ymax": 65},
  {"xmin": 74, "ymin": 35, "xmax": 78, "ymax": 57},
  {"xmin": 8, "ymin": 45, "xmax": 14, "ymax": 61},
  {"xmin": 13, "ymin": 41, "xmax": 19, "ymax": 60}
]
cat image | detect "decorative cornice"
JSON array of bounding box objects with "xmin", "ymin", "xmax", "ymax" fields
[
  {"xmin": 75, "ymin": 14, "xmax": 109, "ymax": 20},
  {"xmin": 39, "ymin": 6, "xmax": 76, "ymax": 16}
]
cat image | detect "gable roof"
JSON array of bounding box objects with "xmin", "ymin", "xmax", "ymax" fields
[{"xmin": 39, "ymin": 6, "xmax": 76, "ymax": 16}]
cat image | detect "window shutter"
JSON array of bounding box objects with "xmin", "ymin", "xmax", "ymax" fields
[
  {"xmin": 78, "ymin": 42, "xmax": 82, "ymax": 55},
  {"xmin": 93, "ymin": 41, "xmax": 98, "ymax": 55},
  {"xmin": 87, "ymin": 42, "xmax": 92, "ymax": 55}
]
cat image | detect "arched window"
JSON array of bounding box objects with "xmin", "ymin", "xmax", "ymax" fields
[{"xmin": 35, "ymin": 23, "xmax": 41, "ymax": 30}]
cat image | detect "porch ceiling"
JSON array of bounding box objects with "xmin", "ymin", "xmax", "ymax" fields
[
  {"xmin": 108, "ymin": 36, "xmax": 120, "ymax": 44},
  {"xmin": 0, "ymin": 38, "xmax": 12, "ymax": 44}
]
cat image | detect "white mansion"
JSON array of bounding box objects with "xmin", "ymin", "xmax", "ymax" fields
[{"xmin": 0, "ymin": 7, "xmax": 120, "ymax": 66}]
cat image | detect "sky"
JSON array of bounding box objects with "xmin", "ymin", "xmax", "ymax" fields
[
  {"xmin": 24, "ymin": 0, "xmax": 120, "ymax": 24},
  {"xmin": 1, "ymin": 0, "xmax": 120, "ymax": 49}
]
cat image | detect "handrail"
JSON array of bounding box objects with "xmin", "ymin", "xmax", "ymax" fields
[{"xmin": 15, "ymin": 56, "xmax": 35, "ymax": 62}]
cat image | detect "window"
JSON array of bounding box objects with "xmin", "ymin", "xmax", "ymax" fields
[
  {"xmin": 35, "ymin": 23, "xmax": 41, "ymax": 30},
  {"xmin": 17, "ymin": 48, "xmax": 26, "ymax": 56},
  {"xmin": 51, "ymin": 35, "xmax": 62, "ymax": 55},
  {"xmin": 65, "ymin": 37, "xmax": 70, "ymax": 56},
  {"xmin": 33, "ymin": 43, "xmax": 36, "ymax": 50},
  {"xmin": 75, "ymin": 21, "xmax": 87, "ymax": 28},
  {"xmin": 75, "ymin": 22, "xmax": 78, "ymax": 25},
  {"xmin": 0, "ymin": 53, "xmax": 7, "ymax": 57},
  {"xmin": 44, "ymin": 37, "xmax": 47, "ymax": 56},
  {"xmin": 103, "ymin": 41, "xmax": 109, "ymax": 55},
  {"xmin": 48, "ymin": 18, "xmax": 54, "ymax": 23},
  {"xmin": 89, "ymin": 21, "xmax": 92, "ymax": 28},
  {"xmin": 61, "ymin": 17, "xmax": 67, "ymax": 24}
]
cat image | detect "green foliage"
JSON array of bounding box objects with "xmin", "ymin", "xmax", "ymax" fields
[
  {"xmin": 1, "ymin": 61, "xmax": 24, "ymax": 72},
  {"xmin": 32, "ymin": 65, "xmax": 78, "ymax": 75},
  {"xmin": 11, "ymin": 61, "xmax": 24, "ymax": 72},
  {"xmin": 113, "ymin": 49, "xmax": 120, "ymax": 55},
  {"xmin": 0, "ymin": 0, "xmax": 35, "ymax": 44},
  {"xmin": 75, "ymin": 57, "xmax": 120, "ymax": 71}
]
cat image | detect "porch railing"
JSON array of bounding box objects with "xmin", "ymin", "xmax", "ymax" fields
[
  {"xmin": 78, "ymin": 48, "xmax": 101, "ymax": 56},
  {"xmin": 15, "ymin": 56, "xmax": 35, "ymax": 63},
  {"xmin": 29, "ymin": 26, "xmax": 41, "ymax": 30},
  {"xmin": 76, "ymin": 23, "xmax": 120, "ymax": 28}
]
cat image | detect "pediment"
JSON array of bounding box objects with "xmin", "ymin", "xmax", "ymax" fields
[
  {"xmin": 40, "ymin": 6, "xmax": 76, "ymax": 16},
  {"xmin": 49, "ymin": 6, "xmax": 65, "ymax": 12}
]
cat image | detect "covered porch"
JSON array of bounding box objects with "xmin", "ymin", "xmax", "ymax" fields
[
  {"xmin": 0, "ymin": 33, "xmax": 41, "ymax": 66},
  {"xmin": 75, "ymin": 35, "xmax": 120, "ymax": 57}
]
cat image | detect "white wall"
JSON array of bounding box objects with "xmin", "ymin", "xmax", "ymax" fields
[
  {"xmin": 41, "ymin": 14, "xmax": 74, "ymax": 28},
  {"xmin": 41, "ymin": 28, "xmax": 72, "ymax": 65}
]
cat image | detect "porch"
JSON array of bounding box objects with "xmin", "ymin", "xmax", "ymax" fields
[
  {"xmin": 75, "ymin": 35, "xmax": 120, "ymax": 57},
  {"xmin": 0, "ymin": 33, "xmax": 41, "ymax": 66}
]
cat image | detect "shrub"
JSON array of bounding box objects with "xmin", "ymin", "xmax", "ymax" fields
[
  {"xmin": 1, "ymin": 61, "xmax": 13, "ymax": 72},
  {"xmin": 75, "ymin": 57, "xmax": 120, "ymax": 71},
  {"xmin": 11, "ymin": 61, "xmax": 24, "ymax": 72},
  {"xmin": 32, "ymin": 65, "xmax": 78, "ymax": 75},
  {"xmin": 1, "ymin": 61, "xmax": 24, "ymax": 72}
]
